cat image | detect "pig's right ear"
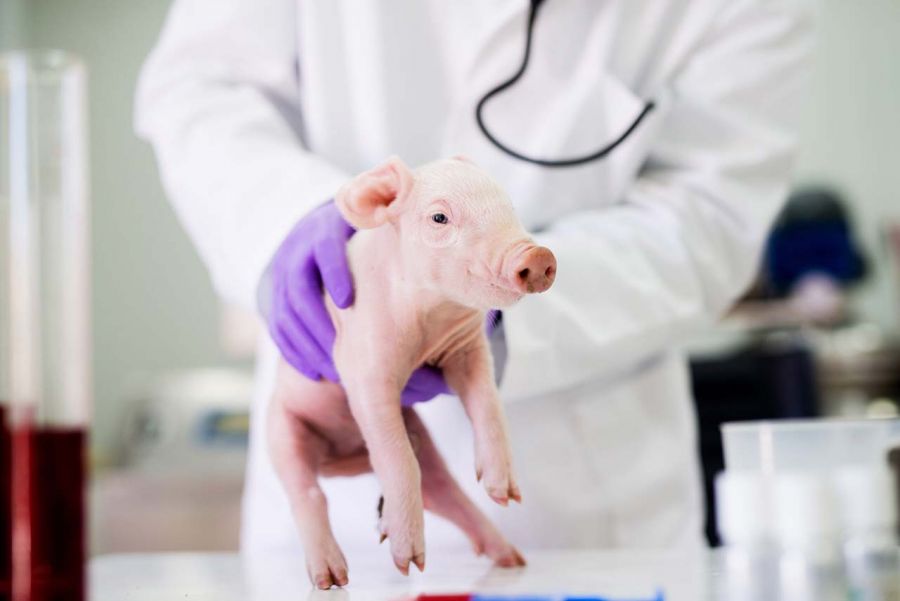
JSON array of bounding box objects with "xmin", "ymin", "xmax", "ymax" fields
[{"xmin": 335, "ymin": 157, "xmax": 413, "ymax": 229}]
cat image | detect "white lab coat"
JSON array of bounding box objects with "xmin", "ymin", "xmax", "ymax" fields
[{"xmin": 136, "ymin": 0, "xmax": 812, "ymax": 555}]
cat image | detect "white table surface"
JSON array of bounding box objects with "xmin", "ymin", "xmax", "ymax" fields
[{"xmin": 90, "ymin": 550, "xmax": 722, "ymax": 601}]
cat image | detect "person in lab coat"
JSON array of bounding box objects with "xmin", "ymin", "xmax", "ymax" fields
[{"xmin": 135, "ymin": 0, "xmax": 812, "ymax": 556}]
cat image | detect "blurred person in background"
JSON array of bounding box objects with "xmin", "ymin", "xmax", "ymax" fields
[
  {"xmin": 730, "ymin": 187, "xmax": 868, "ymax": 329},
  {"xmin": 135, "ymin": 0, "xmax": 812, "ymax": 559}
]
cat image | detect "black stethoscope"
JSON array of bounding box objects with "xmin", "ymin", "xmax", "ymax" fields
[{"xmin": 475, "ymin": 0, "xmax": 655, "ymax": 168}]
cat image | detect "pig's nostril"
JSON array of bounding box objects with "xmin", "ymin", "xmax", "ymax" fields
[
  {"xmin": 518, "ymin": 268, "xmax": 530, "ymax": 282},
  {"xmin": 545, "ymin": 265, "xmax": 556, "ymax": 279}
]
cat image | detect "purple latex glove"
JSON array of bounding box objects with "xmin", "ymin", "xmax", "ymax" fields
[
  {"xmin": 267, "ymin": 200, "xmax": 353, "ymax": 382},
  {"xmin": 267, "ymin": 199, "xmax": 475, "ymax": 405}
]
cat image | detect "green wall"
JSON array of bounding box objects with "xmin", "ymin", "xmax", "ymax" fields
[
  {"xmin": 0, "ymin": 0, "xmax": 30, "ymax": 50},
  {"xmin": 795, "ymin": 0, "xmax": 900, "ymax": 333}
]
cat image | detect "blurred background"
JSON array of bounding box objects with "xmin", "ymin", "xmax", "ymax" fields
[{"xmin": 1, "ymin": 0, "xmax": 899, "ymax": 555}]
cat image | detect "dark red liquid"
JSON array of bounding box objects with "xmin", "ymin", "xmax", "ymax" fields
[
  {"xmin": 0, "ymin": 409, "xmax": 10, "ymax": 600},
  {"xmin": 0, "ymin": 408, "xmax": 86, "ymax": 601}
]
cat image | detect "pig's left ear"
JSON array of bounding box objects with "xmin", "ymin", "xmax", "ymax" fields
[{"xmin": 335, "ymin": 157, "xmax": 413, "ymax": 229}]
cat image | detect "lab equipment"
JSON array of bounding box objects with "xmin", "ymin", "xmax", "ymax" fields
[
  {"xmin": 1, "ymin": 50, "xmax": 90, "ymax": 601},
  {"xmin": 93, "ymin": 369, "xmax": 250, "ymax": 553},
  {"xmin": 716, "ymin": 419, "xmax": 900, "ymax": 601},
  {"xmin": 691, "ymin": 336, "xmax": 819, "ymax": 545},
  {"xmin": 836, "ymin": 468, "xmax": 900, "ymax": 601},
  {"xmin": 714, "ymin": 472, "xmax": 779, "ymax": 601},
  {"xmin": 475, "ymin": 0, "xmax": 654, "ymax": 167},
  {"xmin": 773, "ymin": 474, "xmax": 845, "ymax": 601},
  {"xmin": 722, "ymin": 418, "xmax": 900, "ymax": 475},
  {"xmin": 118, "ymin": 369, "xmax": 252, "ymax": 470}
]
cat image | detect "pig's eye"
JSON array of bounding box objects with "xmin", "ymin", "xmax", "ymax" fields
[{"xmin": 431, "ymin": 213, "xmax": 449, "ymax": 225}]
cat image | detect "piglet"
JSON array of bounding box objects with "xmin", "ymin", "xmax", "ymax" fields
[{"xmin": 267, "ymin": 156, "xmax": 557, "ymax": 588}]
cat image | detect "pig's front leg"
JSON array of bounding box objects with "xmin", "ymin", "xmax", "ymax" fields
[
  {"xmin": 443, "ymin": 339, "xmax": 521, "ymax": 505},
  {"xmin": 402, "ymin": 409, "xmax": 526, "ymax": 567},
  {"xmin": 340, "ymin": 369, "xmax": 425, "ymax": 574}
]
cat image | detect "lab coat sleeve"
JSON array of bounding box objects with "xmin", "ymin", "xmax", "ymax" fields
[
  {"xmin": 134, "ymin": 0, "xmax": 351, "ymax": 309},
  {"xmin": 499, "ymin": 1, "xmax": 813, "ymax": 401}
]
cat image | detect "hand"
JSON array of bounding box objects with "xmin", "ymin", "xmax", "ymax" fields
[
  {"xmin": 266, "ymin": 201, "xmax": 500, "ymax": 404},
  {"xmin": 267, "ymin": 200, "xmax": 354, "ymax": 382}
]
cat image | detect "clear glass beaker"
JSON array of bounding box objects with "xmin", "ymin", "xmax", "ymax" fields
[{"xmin": 0, "ymin": 50, "xmax": 90, "ymax": 601}]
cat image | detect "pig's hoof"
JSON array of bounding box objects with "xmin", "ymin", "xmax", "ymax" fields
[
  {"xmin": 476, "ymin": 447, "xmax": 521, "ymax": 506},
  {"xmin": 391, "ymin": 550, "xmax": 425, "ymax": 575},
  {"xmin": 378, "ymin": 496, "xmax": 426, "ymax": 576},
  {"xmin": 306, "ymin": 543, "xmax": 349, "ymax": 589},
  {"xmin": 480, "ymin": 469, "xmax": 521, "ymax": 506},
  {"xmin": 476, "ymin": 536, "xmax": 526, "ymax": 568},
  {"xmin": 467, "ymin": 519, "xmax": 526, "ymax": 569},
  {"xmin": 386, "ymin": 529, "xmax": 426, "ymax": 576},
  {"xmin": 388, "ymin": 534, "xmax": 426, "ymax": 576},
  {"xmin": 490, "ymin": 545, "xmax": 527, "ymax": 568},
  {"xmin": 377, "ymin": 520, "xmax": 426, "ymax": 576},
  {"xmin": 474, "ymin": 526, "xmax": 526, "ymax": 568}
]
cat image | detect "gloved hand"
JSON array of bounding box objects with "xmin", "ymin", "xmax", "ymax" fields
[
  {"xmin": 266, "ymin": 200, "xmax": 353, "ymax": 383},
  {"xmin": 266, "ymin": 200, "xmax": 505, "ymax": 405}
]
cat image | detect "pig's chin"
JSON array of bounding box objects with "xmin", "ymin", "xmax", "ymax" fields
[
  {"xmin": 453, "ymin": 280, "xmax": 523, "ymax": 310},
  {"xmin": 484, "ymin": 285, "xmax": 524, "ymax": 309}
]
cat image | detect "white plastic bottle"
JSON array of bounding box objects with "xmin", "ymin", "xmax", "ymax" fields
[
  {"xmin": 836, "ymin": 467, "xmax": 900, "ymax": 601},
  {"xmin": 715, "ymin": 471, "xmax": 780, "ymax": 601},
  {"xmin": 773, "ymin": 473, "xmax": 847, "ymax": 601}
]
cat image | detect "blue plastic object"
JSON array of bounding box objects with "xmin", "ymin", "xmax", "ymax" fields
[
  {"xmin": 562, "ymin": 594, "xmax": 664, "ymax": 601},
  {"xmin": 467, "ymin": 592, "xmax": 664, "ymax": 601}
]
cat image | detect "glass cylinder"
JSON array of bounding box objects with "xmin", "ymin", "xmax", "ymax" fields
[{"xmin": 0, "ymin": 50, "xmax": 90, "ymax": 601}]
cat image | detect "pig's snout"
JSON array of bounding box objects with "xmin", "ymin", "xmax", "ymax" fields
[{"xmin": 511, "ymin": 246, "xmax": 556, "ymax": 294}]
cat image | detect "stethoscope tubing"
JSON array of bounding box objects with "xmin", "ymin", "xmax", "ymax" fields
[{"xmin": 475, "ymin": 0, "xmax": 655, "ymax": 168}]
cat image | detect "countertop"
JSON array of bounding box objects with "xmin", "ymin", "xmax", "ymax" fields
[{"xmin": 90, "ymin": 550, "xmax": 719, "ymax": 601}]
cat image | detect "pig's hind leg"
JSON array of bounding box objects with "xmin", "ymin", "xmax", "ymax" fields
[
  {"xmin": 403, "ymin": 410, "xmax": 526, "ymax": 567},
  {"xmin": 268, "ymin": 363, "xmax": 349, "ymax": 589}
]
